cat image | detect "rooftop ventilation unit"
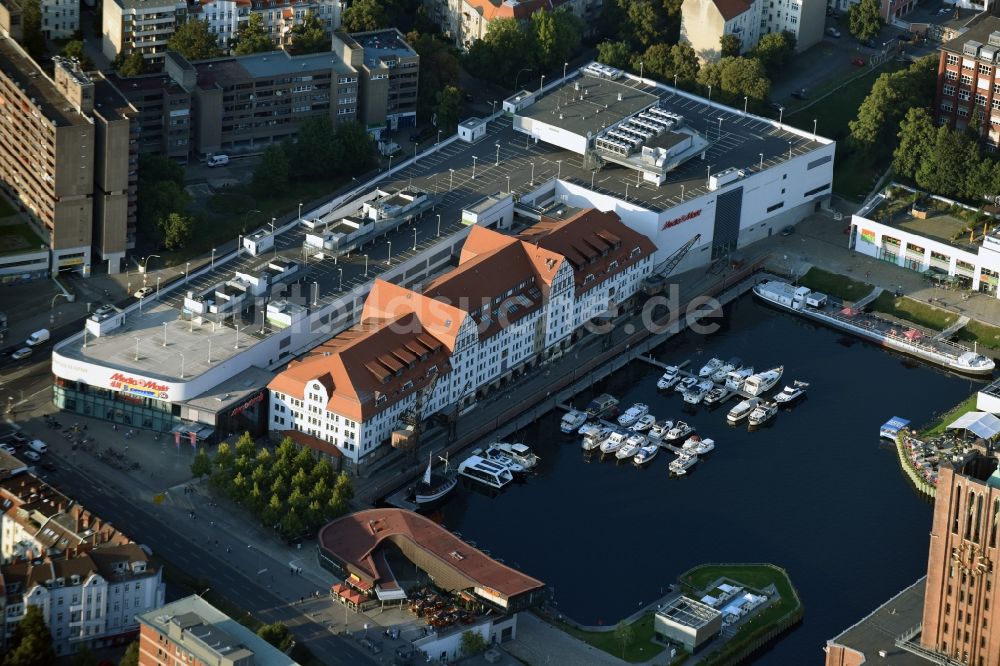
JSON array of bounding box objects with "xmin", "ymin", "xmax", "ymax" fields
[
  {"xmin": 989, "ymin": 31, "xmax": 1000, "ymax": 48},
  {"xmin": 964, "ymin": 40, "xmax": 983, "ymax": 57}
]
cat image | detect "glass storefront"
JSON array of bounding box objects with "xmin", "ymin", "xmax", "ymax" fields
[{"xmin": 53, "ymin": 377, "xmax": 180, "ymax": 433}]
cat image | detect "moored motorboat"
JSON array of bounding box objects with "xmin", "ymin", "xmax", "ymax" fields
[
  {"xmin": 698, "ymin": 357, "xmax": 724, "ymax": 378},
  {"xmin": 703, "ymin": 386, "xmax": 731, "ymax": 406},
  {"xmin": 457, "ymin": 455, "xmax": 514, "ymax": 489},
  {"xmin": 725, "ymin": 366, "xmax": 754, "ymax": 391},
  {"xmin": 578, "ymin": 422, "xmax": 602, "ymax": 438},
  {"xmin": 560, "ymin": 410, "xmax": 588, "ymax": 434},
  {"xmin": 693, "ymin": 438, "xmax": 715, "ymax": 455},
  {"xmin": 633, "ymin": 443, "xmax": 659, "ymax": 466},
  {"xmin": 665, "ymin": 421, "xmax": 695, "ymax": 442},
  {"xmin": 656, "ymin": 365, "xmax": 681, "ymax": 390},
  {"xmin": 649, "ymin": 419, "xmax": 674, "ymax": 441},
  {"xmin": 582, "ymin": 427, "xmax": 613, "ymax": 451},
  {"xmin": 748, "ymin": 401, "xmax": 778, "ymax": 427},
  {"xmin": 599, "ymin": 430, "xmax": 629, "ymax": 455},
  {"xmin": 681, "ymin": 435, "xmax": 703, "ymax": 452},
  {"xmin": 727, "ymin": 398, "xmax": 759, "ymax": 425},
  {"xmin": 480, "ymin": 447, "xmax": 527, "ymax": 476},
  {"xmin": 682, "ymin": 379, "xmax": 714, "ymax": 405},
  {"xmin": 490, "ymin": 442, "xmax": 540, "ymax": 470},
  {"xmin": 743, "ymin": 366, "xmax": 784, "ymax": 396},
  {"xmin": 710, "ymin": 360, "xmax": 737, "ymax": 383},
  {"xmin": 625, "ymin": 432, "xmax": 647, "ymax": 449},
  {"xmin": 586, "ymin": 393, "xmax": 619, "ymax": 417},
  {"xmin": 774, "ymin": 381, "xmax": 809, "ymax": 405},
  {"xmin": 674, "ymin": 376, "xmax": 698, "ymax": 394},
  {"xmin": 669, "ymin": 453, "xmax": 698, "ymax": 476},
  {"xmin": 631, "ymin": 414, "xmax": 656, "ymax": 432},
  {"xmin": 617, "ymin": 403, "xmax": 649, "ymax": 427},
  {"xmin": 616, "ymin": 438, "xmax": 643, "ymax": 460}
]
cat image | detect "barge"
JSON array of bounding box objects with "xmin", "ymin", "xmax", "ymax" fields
[{"xmin": 753, "ymin": 280, "xmax": 995, "ymax": 376}]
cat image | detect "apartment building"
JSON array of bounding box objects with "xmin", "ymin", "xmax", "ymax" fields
[
  {"xmin": 190, "ymin": 0, "xmax": 343, "ymax": 49},
  {"xmin": 680, "ymin": 0, "xmax": 822, "ymax": 62},
  {"xmin": 934, "ymin": 15, "xmax": 1000, "ymax": 147},
  {"xmin": 268, "ymin": 209, "xmax": 655, "ymax": 464},
  {"xmin": 0, "ymin": 472, "xmax": 165, "ymax": 655},
  {"xmin": 41, "ymin": 0, "xmax": 78, "ymax": 39},
  {"xmin": 426, "ymin": 0, "xmax": 601, "ymax": 50},
  {"xmin": 137, "ymin": 595, "xmax": 299, "ymax": 666},
  {"xmin": 106, "ymin": 70, "xmax": 193, "ymax": 161},
  {"xmin": 0, "ymin": 41, "xmax": 136, "ymax": 275},
  {"xmin": 331, "ymin": 28, "xmax": 418, "ymax": 133},
  {"xmin": 102, "ymin": 0, "xmax": 187, "ymax": 64}
]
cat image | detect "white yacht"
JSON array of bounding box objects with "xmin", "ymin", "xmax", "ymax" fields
[
  {"xmin": 633, "ymin": 443, "xmax": 659, "ymax": 466},
  {"xmin": 457, "ymin": 455, "xmax": 514, "ymax": 489},
  {"xmin": 489, "ymin": 442, "xmax": 540, "ymax": 470},
  {"xmin": 631, "ymin": 414, "xmax": 656, "ymax": 432},
  {"xmin": 725, "ymin": 367, "xmax": 754, "ymax": 391},
  {"xmin": 665, "ymin": 421, "xmax": 695, "ymax": 442},
  {"xmin": 582, "ymin": 427, "xmax": 612, "ymax": 451},
  {"xmin": 674, "ymin": 377, "xmax": 698, "ymax": 394},
  {"xmin": 710, "ymin": 359, "xmax": 737, "ymax": 383},
  {"xmin": 693, "ymin": 438, "xmax": 715, "ymax": 455},
  {"xmin": 649, "ymin": 419, "xmax": 674, "ymax": 441},
  {"xmin": 703, "ymin": 386, "xmax": 731, "ymax": 406},
  {"xmin": 560, "ymin": 410, "xmax": 588, "ymax": 434},
  {"xmin": 774, "ymin": 381, "xmax": 809, "ymax": 405},
  {"xmin": 681, "ymin": 435, "xmax": 702, "ymax": 452},
  {"xmin": 616, "ymin": 438, "xmax": 643, "ymax": 460},
  {"xmin": 578, "ymin": 422, "xmax": 602, "ymax": 439},
  {"xmin": 656, "ymin": 365, "xmax": 681, "ymax": 390},
  {"xmin": 479, "ymin": 447, "xmax": 527, "ymax": 476},
  {"xmin": 748, "ymin": 401, "xmax": 778, "ymax": 427},
  {"xmin": 669, "ymin": 453, "xmax": 699, "ymax": 476},
  {"xmin": 599, "ymin": 430, "xmax": 629, "ymax": 455},
  {"xmin": 743, "ymin": 366, "xmax": 784, "ymax": 396},
  {"xmin": 625, "ymin": 432, "xmax": 647, "ymax": 449},
  {"xmin": 617, "ymin": 403, "xmax": 650, "ymax": 427},
  {"xmin": 698, "ymin": 357, "xmax": 724, "ymax": 378},
  {"xmin": 682, "ymin": 379, "xmax": 714, "ymax": 405},
  {"xmin": 727, "ymin": 398, "xmax": 760, "ymax": 425}
]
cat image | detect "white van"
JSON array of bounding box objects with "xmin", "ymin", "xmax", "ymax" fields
[
  {"xmin": 28, "ymin": 440, "xmax": 47, "ymax": 454},
  {"xmin": 207, "ymin": 154, "xmax": 230, "ymax": 167},
  {"xmin": 25, "ymin": 329, "xmax": 50, "ymax": 346}
]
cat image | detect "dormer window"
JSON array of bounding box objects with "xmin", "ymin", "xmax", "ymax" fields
[
  {"xmin": 608, "ymin": 260, "xmax": 619, "ymax": 271},
  {"xmin": 402, "ymin": 380, "xmax": 414, "ymax": 391}
]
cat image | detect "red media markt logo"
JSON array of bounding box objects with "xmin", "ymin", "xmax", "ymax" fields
[{"xmin": 662, "ymin": 209, "xmax": 702, "ymax": 231}]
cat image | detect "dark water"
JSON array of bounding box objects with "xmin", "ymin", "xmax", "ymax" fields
[{"xmin": 437, "ymin": 297, "xmax": 985, "ymax": 663}]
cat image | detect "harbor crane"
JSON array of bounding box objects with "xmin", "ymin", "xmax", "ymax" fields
[
  {"xmin": 391, "ymin": 369, "xmax": 441, "ymax": 462},
  {"xmin": 641, "ymin": 233, "xmax": 702, "ymax": 296}
]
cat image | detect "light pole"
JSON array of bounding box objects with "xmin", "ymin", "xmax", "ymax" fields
[
  {"xmin": 563, "ymin": 62, "xmax": 569, "ymax": 81},
  {"xmin": 156, "ymin": 275, "xmax": 161, "ymax": 297},
  {"xmin": 495, "ymin": 142, "xmax": 500, "ymax": 166},
  {"xmin": 179, "ymin": 353, "xmax": 185, "ymax": 379},
  {"xmin": 364, "ymin": 254, "xmax": 369, "ymax": 277},
  {"xmin": 298, "ymin": 202, "xmax": 303, "ymax": 222},
  {"xmin": 759, "ymin": 153, "xmax": 764, "ymax": 170},
  {"xmin": 134, "ymin": 337, "xmax": 140, "ymax": 361},
  {"xmin": 163, "ymin": 322, "xmax": 168, "ymax": 347},
  {"xmin": 539, "ymin": 74, "xmax": 545, "ymax": 96},
  {"xmin": 707, "ymin": 84, "xmax": 712, "ymax": 106},
  {"xmin": 437, "ymin": 129, "xmax": 442, "ymax": 145},
  {"xmin": 141, "ymin": 254, "xmax": 160, "ymax": 275},
  {"xmin": 338, "ymin": 268, "xmax": 343, "ymax": 292},
  {"xmin": 270, "ymin": 217, "xmax": 277, "ymax": 257},
  {"xmin": 313, "ymin": 281, "xmax": 319, "ymax": 306},
  {"xmin": 625, "ymin": 182, "xmax": 630, "ymax": 202},
  {"xmin": 514, "ymin": 68, "xmax": 533, "ymax": 92},
  {"xmin": 185, "ymin": 261, "xmax": 190, "ymax": 283},
  {"xmin": 813, "ymin": 118, "xmax": 818, "ymax": 140},
  {"xmin": 673, "ymin": 74, "xmax": 678, "ymax": 94},
  {"xmin": 436, "ymin": 214, "xmax": 442, "ymax": 237},
  {"xmin": 386, "ymin": 240, "xmax": 392, "ymax": 265},
  {"xmin": 556, "ymin": 159, "xmax": 562, "ymax": 180},
  {"xmin": 717, "ymin": 117, "xmax": 723, "ymax": 140},
  {"xmin": 591, "ymin": 171, "xmax": 596, "ymax": 188},
  {"xmin": 788, "ymin": 141, "xmax": 793, "ymax": 160},
  {"xmin": 531, "ymin": 162, "xmax": 535, "ymax": 185},
  {"xmin": 491, "ymin": 100, "xmax": 497, "ymax": 117},
  {"xmin": 211, "ymin": 248, "xmax": 216, "ymax": 269},
  {"xmin": 506, "ymin": 175, "xmax": 511, "ymax": 193},
  {"xmin": 449, "ymin": 168, "xmax": 455, "ymax": 191},
  {"xmin": 242, "ymin": 208, "xmax": 260, "ymax": 233},
  {"xmin": 778, "ymin": 106, "xmax": 784, "ymax": 125},
  {"xmin": 639, "ymin": 61, "xmax": 643, "ymax": 83},
  {"xmin": 412, "ymin": 228, "xmax": 418, "ymax": 251},
  {"xmin": 472, "ymin": 156, "xmax": 477, "ymax": 180},
  {"xmin": 744, "ymin": 96, "xmax": 748, "ymax": 114},
  {"xmin": 680, "ymin": 184, "xmax": 685, "ymax": 201}
]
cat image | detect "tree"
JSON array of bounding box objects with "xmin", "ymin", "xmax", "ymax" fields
[
  {"xmin": 73, "ymin": 646, "xmax": 98, "ymax": 666},
  {"xmin": 137, "ymin": 155, "xmax": 191, "ymax": 245},
  {"xmin": 233, "ymin": 14, "xmax": 274, "ymax": 55},
  {"xmin": 621, "ymin": 0, "xmax": 667, "ymax": 49},
  {"xmin": 333, "ymin": 121, "xmax": 376, "ymax": 174},
  {"xmin": 892, "ymin": 107, "xmax": 935, "ymax": 181},
  {"xmin": 289, "ymin": 11, "xmax": 328, "ymax": 54},
  {"xmin": 3, "ymin": 605, "xmax": 56, "ymax": 666},
  {"xmin": 20, "ymin": 0, "xmax": 44, "ymax": 60},
  {"xmin": 191, "ymin": 448, "xmax": 212, "ymax": 477},
  {"xmin": 464, "ymin": 18, "xmax": 536, "ymax": 87},
  {"xmin": 140, "ymin": 153, "xmax": 185, "ymax": 187},
  {"xmin": 597, "ymin": 40, "xmax": 632, "ymax": 69},
  {"xmin": 697, "ymin": 56, "xmax": 770, "ymax": 107},
  {"xmin": 720, "ymin": 33, "xmax": 741, "ymax": 58},
  {"xmin": 167, "ymin": 19, "xmax": 223, "ymax": 61},
  {"xmin": 459, "ymin": 630, "xmax": 488, "ymax": 656},
  {"xmin": 614, "ymin": 620, "xmax": 634, "ymax": 659},
  {"xmin": 435, "ymin": 85, "xmax": 461, "ymax": 134},
  {"xmin": 342, "ymin": 0, "xmax": 386, "ymax": 32},
  {"xmin": 751, "ymin": 31, "xmax": 795, "ymax": 75},
  {"xmin": 161, "ymin": 212, "xmax": 196, "ymax": 250},
  {"xmin": 253, "ymin": 144, "xmax": 290, "ymax": 191},
  {"xmin": 915, "ymin": 125, "xmax": 969, "ymax": 197},
  {"xmin": 642, "ymin": 42, "xmax": 699, "ymax": 86},
  {"xmin": 408, "ymin": 31, "xmax": 460, "ymax": 125},
  {"xmin": 257, "ymin": 622, "xmax": 294, "ymax": 651},
  {"xmin": 61, "ymin": 41, "xmax": 94, "ymax": 70},
  {"xmin": 334, "ymin": 471, "xmax": 354, "ymax": 502},
  {"xmin": 119, "ymin": 642, "xmax": 139, "ymax": 666},
  {"xmin": 848, "ymin": 0, "xmax": 883, "ymax": 42},
  {"xmin": 235, "ymin": 432, "xmax": 256, "ymax": 459},
  {"xmin": 116, "ymin": 52, "xmax": 148, "ymax": 77},
  {"xmin": 531, "ymin": 8, "xmax": 582, "ymax": 73},
  {"xmin": 849, "ymin": 55, "xmax": 936, "ymax": 157}
]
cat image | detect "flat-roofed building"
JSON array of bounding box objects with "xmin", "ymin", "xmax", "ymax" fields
[
  {"xmin": 331, "ymin": 28, "xmax": 418, "ymax": 133},
  {"xmin": 106, "ymin": 71, "xmax": 192, "ymax": 160},
  {"xmin": 102, "ymin": 0, "xmax": 187, "ymax": 64},
  {"xmin": 654, "ymin": 596, "xmax": 723, "ymax": 651}
]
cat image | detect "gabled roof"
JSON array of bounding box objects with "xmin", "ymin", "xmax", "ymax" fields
[
  {"xmin": 362, "ymin": 280, "xmax": 467, "ymax": 352},
  {"xmin": 713, "ymin": 0, "xmax": 754, "ymax": 20}
]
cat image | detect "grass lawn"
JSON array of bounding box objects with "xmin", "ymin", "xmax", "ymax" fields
[
  {"xmin": 955, "ymin": 319, "xmax": 1000, "ymax": 350},
  {"xmin": 0, "ymin": 220, "xmax": 46, "ymax": 256},
  {"xmin": 546, "ymin": 612, "xmax": 669, "ymax": 663},
  {"xmin": 919, "ymin": 393, "xmax": 979, "ymax": 437},
  {"xmin": 797, "ymin": 267, "xmax": 872, "ymax": 302},
  {"xmin": 870, "ymin": 292, "xmax": 959, "ymax": 331}
]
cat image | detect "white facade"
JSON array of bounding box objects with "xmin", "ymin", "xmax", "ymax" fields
[{"xmin": 41, "ymin": 0, "xmax": 80, "ymax": 40}]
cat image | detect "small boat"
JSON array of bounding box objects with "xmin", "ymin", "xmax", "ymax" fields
[
  {"xmin": 633, "ymin": 443, "xmax": 659, "ymax": 466},
  {"xmin": 479, "ymin": 447, "xmax": 527, "ymax": 476},
  {"xmin": 616, "ymin": 438, "xmax": 643, "ymax": 460},
  {"xmin": 774, "ymin": 381, "xmax": 809, "ymax": 405},
  {"xmin": 682, "ymin": 379, "xmax": 714, "ymax": 405},
  {"xmin": 489, "ymin": 442, "xmax": 540, "ymax": 470},
  {"xmin": 748, "ymin": 401, "xmax": 778, "ymax": 427},
  {"xmin": 727, "ymin": 398, "xmax": 760, "ymax": 425},
  {"xmin": 617, "ymin": 403, "xmax": 649, "ymax": 427},
  {"xmin": 457, "ymin": 455, "xmax": 514, "ymax": 489},
  {"xmin": 582, "ymin": 427, "xmax": 613, "ymax": 451},
  {"xmin": 693, "ymin": 438, "xmax": 715, "ymax": 455},
  {"xmin": 578, "ymin": 422, "xmax": 602, "ymax": 438},
  {"xmin": 674, "ymin": 376, "xmax": 698, "ymax": 393},
  {"xmin": 698, "ymin": 357, "xmax": 724, "ymax": 378},
  {"xmin": 669, "ymin": 453, "xmax": 698, "ymax": 476},
  {"xmin": 665, "ymin": 421, "xmax": 695, "ymax": 442},
  {"xmin": 710, "ymin": 360, "xmax": 736, "ymax": 383},
  {"xmin": 560, "ymin": 410, "xmax": 588, "ymax": 434},
  {"xmin": 725, "ymin": 366, "xmax": 754, "ymax": 391},
  {"xmin": 681, "ymin": 435, "xmax": 703, "ymax": 452},
  {"xmin": 703, "ymin": 386, "xmax": 731, "ymax": 406},
  {"xmin": 648, "ymin": 419, "xmax": 674, "ymax": 441},
  {"xmin": 743, "ymin": 366, "xmax": 784, "ymax": 396},
  {"xmin": 631, "ymin": 414, "xmax": 656, "ymax": 432},
  {"xmin": 625, "ymin": 432, "xmax": 647, "ymax": 449},
  {"xmin": 656, "ymin": 365, "xmax": 682, "ymax": 390},
  {"xmin": 599, "ymin": 430, "xmax": 629, "ymax": 455},
  {"xmin": 585, "ymin": 393, "xmax": 619, "ymax": 417},
  {"xmin": 414, "ymin": 452, "xmax": 457, "ymax": 508}
]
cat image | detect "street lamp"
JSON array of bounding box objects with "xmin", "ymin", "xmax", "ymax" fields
[
  {"xmin": 270, "ymin": 217, "xmax": 277, "ymax": 257},
  {"xmin": 437, "ymin": 129, "xmax": 442, "ymax": 145},
  {"xmin": 639, "ymin": 60, "xmax": 643, "ymax": 83},
  {"xmin": 707, "ymin": 85, "xmax": 712, "ymax": 106},
  {"xmin": 506, "ymin": 175, "xmax": 511, "ymax": 193},
  {"xmin": 298, "ymin": 202, "xmax": 303, "ymax": 222},
  {"xmin": 788, "ymin": 141, "xmax": 793, "ymax": 160},
  {"xmin": 413, "ymin": 228, "xmax": 418, "ymax": 251},
  {"xmin": 514, "ymin": 68, "xmax": 533, "ymax": 92},
  {"xmin": 163, "ymin": 322, "xmax": 168, "ymax": 347},
  {"xmin": 717, "ymin": 117, "xmax": 723, "ymax": 139},
  {"xmin": 495, "ymin": 142, "xmax": 500, "ymax": 166},
  {"xmin": 141, "ymin": 254, "xmax": 160, "ymax": 275},
  {"xmin": 242, "ymin": 208, "xmax": 260, "ymax": 233},
  {"xmin": 436, "ymin": 214, "xmax": 442, "ymax": 238},
  {"xmin": 539, "ymin": 74, "xmax": 545, "ymax": 96},
  {"xmin": 386, "ymin": 240, "xmax": 392, "ymax": 265},
  {"xmin": 179, "ymin": 353, "xmax": 185, "ymax": 379},
  {"xmin": 491, "ymin": 100, "xmax": 497, "ymax": 117},
  {"xmin": 364, "ymin": 254, "xmax": 369, "ymax": 277},
  {"xmin": 531, "ymin": 162, "xmax": 535, "ymax": 185},
  {"xmin": 337, "ymin": 268, "xmax": 343, "ymax": 292},
  {"xmin": 778, "ymin": 106, "xmax": 784, "ymax": 125},
  {"xmin": 185, "ymin": 261, "xmax": 190, "ymax": 283},
  {"xmin": 211, "ymin": 248, "xmax": 216, "ymax": 269},
  {"xmin": 156, "ymin": 275, "xmax": 161, "ymax": 297},
  {"xmin": 449, "ymin": 168, "xmax": 455, "ymax": 191},
  {"xmin": 564, "ymin": 62, "xmax": 569, "ymax": 81},
  {"xmin": 680, "ymin": 184, "xmax": 685, "ymax": 201},
  {"xmin": 472, "ymin": 156, "xmax": 478, "ymax": 180},
  {"xmin": 759, "ymin": 153, "xmax": 764, "ymax": 170},
  {"xmin": 556, "ymin": 159, "xmax": 562, "ymax": 180},
  {"xmin": 134, "ymin": 337, "xmax": 140, "ymax": 361},
  {"xmin": 744, "ymin": 96, "xmax": 749, "ymax": 114},
  {"xmin": 813, "ymin": 118, "xmax": 818, "ymax": 140},
  {"xmin": 313, "ymin": 281, "xmax": 319, "ymax": 306}
]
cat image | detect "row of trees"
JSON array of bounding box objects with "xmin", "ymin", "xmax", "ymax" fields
[
  {"xmin": 252, "ymin": 117, "xmax": 376, "ymax": 191},
  {"xmin": 137, "ymin": 155, "xmax": 197, "ymax": 250},
  {"xmin": 161, "ymin": 14, "xmax": 329, "ymax": 64},
  {"xmin": 191, "ymin": 434, "xmax": 354, "ymax": 540}
]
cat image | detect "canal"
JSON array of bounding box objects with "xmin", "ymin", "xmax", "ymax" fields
[{"xmin": 436, "ymin": 295, "xmax": 984, "ymax": 663}]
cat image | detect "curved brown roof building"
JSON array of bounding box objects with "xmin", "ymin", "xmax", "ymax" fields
[{"xmin": 318, "ymin": 509, "xmax": 546, "ymax": 613}]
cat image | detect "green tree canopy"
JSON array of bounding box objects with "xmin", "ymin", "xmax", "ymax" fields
[
  {"xmin": 464, "ymin": 18, "xmax": 536, "ymax": 87},
  {"xmin": 407, "ymin": 31, "xmax": 460, "ymax": 125},
  {"xmin": 191, "ymin": 448, "xmax": 212, "ymax": 477},
  {"xmin": 73, "ymin": 645, "xmax": 98, "ymax": 666},
  {"xmin": 460, "ymin": 630, "xmax": 488, "ymax": 656},
  {"xmin": 720, "ymin": 33, "xmax": 741, "ymax": 58},
  {"xmin": 167, "ymin": 19, "xmax": 223, "ymax": 61},
  {"xmin": 161, "ymin": 212, "xmax": 196, "ymax": 250},
  {"xmin": 697, "ymin": 56, "xmax": 770, "ymax": 107},
  {"xmin": 531, "ymin": 8, "xmax": 582, "ymax": 73},
  {"xmin": 233, "ymin": 14, "xmax": 274, "ymax": 55},
  {"xmin": 641, "ymin": 42, "xmax": 699, "ymax": 86},
  {"xmin": 115, "ymin": 52, "xmax": 148, "ymax": 77},
  {"xmin": 289, "ymin": 11, "xmax": 328, "ymax": 54},
  {"xmin": 333, "ymin": 121, "xmax": 376, "ymax": 174},
  {"xmin": 61, "ymin": 41, "xmax": 94, "ymax": 70},
  {"xmin": 253, "ymin": 144, "xmax": 291, "ymax": 191},
  {"xmin": 596, "ymin": 40, "xmax": 632, "ymax": 70},
  {"xmin": 257, "ymin": 622, "xmax": 294, "ymax": 651},
  {"xmin": 892, "ymin": 107, "xmax": 935, "ymax": 181},
  {"xmin": 614, "ymin": 620, "xmax": 634, "ymax": 659},
  {"xmin": 848, "ymin": 55, "xmax": 936, "ymax": 157},
  {"xmin": 119, "ymin": 642, "xmax": 139, "ymax": 666},
  {"xmin": 751, "ymin": 31, "xmax": 795, "ymax": 75},
  {"xmin": 3, "ymin": 605, "xmax": 56, "ymax": 666},
  {"xmin": 435, "ymin": 85, "xmax": 461, "ymax": 133},
  {"xmin": 848, "ymin": 0, "xmax": 883, "ymax": 42},
  {"xmin": 342, "ymin": 0, "xmax": 386, "ymax": 32},
  {"xmin": 915, "ymin": 125, "xmax": 969, "ymax": 198}
]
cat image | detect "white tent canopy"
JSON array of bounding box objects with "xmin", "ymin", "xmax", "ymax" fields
[{"xmin": 947, "ymin": 411, "xmax": 1000, "ymax": 440}]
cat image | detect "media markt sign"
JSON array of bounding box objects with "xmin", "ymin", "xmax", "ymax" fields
[
  {"xmin": 662, "ymin": 209, "xmax": 702, "ymax": 230},
  {"xmin": 109, "ymin": 372, "xmax": 170, "ymax": 400}
]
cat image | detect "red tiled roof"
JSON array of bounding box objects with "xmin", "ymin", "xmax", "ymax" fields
[{"xmin": 713, "ymin": 0, "xmax": 754, "ymax": 21}]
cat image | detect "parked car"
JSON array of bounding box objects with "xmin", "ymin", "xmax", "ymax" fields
[
  {"xmin": 827, "ymin": 27, "xmax": 841, "ymax": 37},
  {"xmin": 23, "ymin": 451, "xmax": 40, "ymax": 462},
  {"xmin": 134, "ymin": 286, "xmax": 153, "ymax": 299},
  {"xmin": 11, "ymin": 347, "xmax": 32, "ymax": 360},
  {"xmin": 9, "ymin": 432, "xmax": 27, "ymax": 445},
  {"xmin": 852, "ymin": 57, "xmax": 867, "ymax": 66},
  {"xmin": 0, "ymin": 444, "xmax": 15, "ymax": 454},
  {"xmin": 207, "ymin": 154, "xmax": 230, "ymax": 167}
]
